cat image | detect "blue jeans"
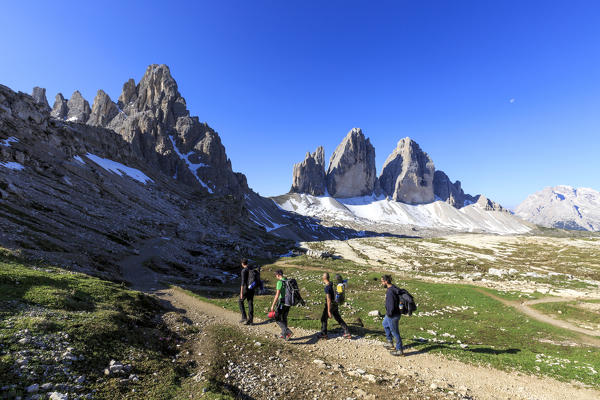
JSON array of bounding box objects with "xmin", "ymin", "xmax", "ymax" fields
[{"xmin": 382, "ymin": 315, "xmax": 402, "ymax": 350}]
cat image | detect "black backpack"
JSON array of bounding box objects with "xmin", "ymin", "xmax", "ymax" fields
[
  {"xmin": 248, "ymin": 266, "xmax": 261, "ymax": 290},
  {"xmin": 397, "ymin": 288, "xmax": 417, "ymax": 316},
  {"xmin": 283, "ymin": 278, "xmax": 305, "ymax": 307}
]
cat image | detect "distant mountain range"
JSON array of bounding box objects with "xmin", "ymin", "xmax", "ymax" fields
[{"xmin": 515, "ymin": 185, "xmax": 600, "ymax": 231}]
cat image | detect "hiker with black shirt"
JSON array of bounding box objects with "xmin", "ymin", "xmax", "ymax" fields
[
  {"xmin": 318, "ymin": 273, "xmax": 351, "ymax": 340},
  {"xmin": 381, "ymin": 274, "xmax": 404, "ymax": 356},
  {"xmin": 270, "ymin": 269, "xmax": 293, "ymax": 340},
  {"xmin": 238, "ymin": 259, "xmax": 254, "ymax": 325}
]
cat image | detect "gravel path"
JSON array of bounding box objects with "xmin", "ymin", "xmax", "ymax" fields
[{"xmin": 155, "ymin": 287, "xmax": 600, "ymax": 400}]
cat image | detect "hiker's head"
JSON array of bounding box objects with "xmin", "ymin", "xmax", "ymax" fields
[
  {"xmin": 335, "ymin": 274, "xmax": 343, "ymax": 283},
  {"xmin": 275, "ymin": 269, "xmax": 284, "ymax": 279},
  {"xmin": 381, "ymin": 275, "xmax": 392, "ymax": 287},
  {"xmin": 322, "ymin": 272, "xmax": 330, "ymax": 283},
  {"xmin": 241, "ymin": 258, "xmax": 249, "ymax": 268}
]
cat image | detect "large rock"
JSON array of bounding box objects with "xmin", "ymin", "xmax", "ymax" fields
[
  {"xmin": 290, "ymin": 146, "xmax": 326, "ymax": 196},
  {"xmin": 87, "ymin": 90, "xmax": 120, "ymax": 127},
  {"xmin": 379, "ymin": 137, "xmax": 434, "ymax": 204},
  {"xmin": 50, "ymin": 93, "xmax": 68, "ymax": 119},
  {"xmin": 326, "ymin": 128, "xmax": 376, "ymax": 198},
  {"xmin": 66, "ymin": 91, "xmax": 91, "ymax": 123},
  {"xmin": 31, "ymin": 87, "xmax": 50, "ymax": 109}
]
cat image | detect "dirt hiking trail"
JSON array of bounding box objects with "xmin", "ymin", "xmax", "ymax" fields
[
  {"xmin": 475, "ymin": 288, "xmax": 600, "ymax": 346},
  {"xmin": 152, "ymin": 286, "xmax": 600, "ymax": 400}
]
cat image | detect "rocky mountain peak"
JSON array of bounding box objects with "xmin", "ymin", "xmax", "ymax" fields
[
  {"xmin": 66, "ymin": 90, "xmax": 91, "ymax": 123},
  {"xmin": 290, "ymin": 146, "xmax": 326, "ymax": 196},
  {"xmin": 31, "ymin": 87, "xmax": 50, "ymax": 109},
  {"xmin": 50, "ymin": 93, "xmax": 68, "ymax": 119},
  {"xmin": 326, "ymin": 128, "xmax": 376, "ymax": 198},
  {"xmin": 379, "ymin": 137, "xmax": 435, "ymax": 204},
  {"xmin": 87, "ymin": 90, "xmax": 119, "ymax": 127}
]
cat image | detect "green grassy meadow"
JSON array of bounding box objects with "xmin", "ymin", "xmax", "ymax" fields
[{"xmin": 185, "ymin": 257, "xmax": 600, "ymax": 388}]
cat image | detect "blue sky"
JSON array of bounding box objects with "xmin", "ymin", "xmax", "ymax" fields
[{"xmin": 2, "ymin": 1, "xmax": 599, "ymax": 208}]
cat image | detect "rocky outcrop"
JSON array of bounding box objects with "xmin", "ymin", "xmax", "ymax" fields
[
  {"xmin": 45, "ymin": 64, "xmax": 247, "ymax": 197},
  {"xmin": 433, "ymin": 170, "xmax": 474, "ymax": 208},
  {"xmin": 87, "ymin": 90, "xmax": 120, "ymax": 127},
  {"xmin": 326, "ymin": 128, "xmax": 376, "ymax": 198},
  {"xmin": 50, "ymin": 93, "xmax": 68, "ymax": 119},
  {"xmin": 31, "ymin": 87, "xmax": 50, "ymax": 109},
  {"xmin": 66, "ymin": 91, "xmax": 91, "ymax": 123},
  {"xmin": 290, "ymin": 146, "xmax": 326, "ymax": 196},
  {"xmin": 475, "ymin": 195, "xmax": 505, "ymax": 212},
  {"xmin": 379, "ymin": 138, "xmax": 434, "ymax": 204}
]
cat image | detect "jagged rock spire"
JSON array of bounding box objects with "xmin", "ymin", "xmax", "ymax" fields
[
  {"xmin": 379, "ymin": 137, "xmax": 435, "ymax": 204},
  {"xmin": 87, "ymin": 90, "xmax": 119, "ymax": 127},
  {"xmin": 326, "ymin": 128, "xmax": 377, "ymax": 198},
  {"xmin": 50, "ymin": 93, "xmax": 68, "ymax": 119},
  {"xmin": 290, "ymin": 146, "xmax": 326, "ymax": 196},
  {"xmin": 31, "ymin": 87, "xmax": 50, "ymax": 110}
]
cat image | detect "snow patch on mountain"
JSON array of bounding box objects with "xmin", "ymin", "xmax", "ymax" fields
[
  {"xmin": 515, "ymin": 185, "xmax": 600, "ymax": 231},
  {"xmin": 84, "ymin": 153, "xmax": 153, "ymax": 184},
  {"xmin": 275, "ymin": 193, "xmax": 532, "ymax": 235}
]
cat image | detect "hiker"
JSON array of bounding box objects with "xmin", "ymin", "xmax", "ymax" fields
[
  {"xmin": 270, "ymin": 269, "xmax": 293, "ymax": 340},
  {"xmin": 238, "ymin": 258, "xmax": 254, "ymax": 325},
  {"xmin": 318, "ymin": 273, "xmax": 351, "ymax": 339},
  {"xmin": 381, "ymin": 274, "xmax": 404, "ymax": 356}
]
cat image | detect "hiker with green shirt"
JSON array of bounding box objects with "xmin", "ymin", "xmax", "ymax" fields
[{"xmin": 270, "ymin": 269, "xmax": 293, "ymax": 340}]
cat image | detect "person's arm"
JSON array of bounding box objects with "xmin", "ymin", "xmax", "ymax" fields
[
  {"xmin": 240, "ymin": 269, "xmax": 246, "ymax": 299},
  {"xmin": 270, "ymin": 289, "xmax": 280, "ymax": 311},
  {"xmin": 327, "ymin": 294, "xmax": 332, "ymax": 318}
]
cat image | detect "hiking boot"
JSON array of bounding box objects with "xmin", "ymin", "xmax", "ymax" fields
[
  {"xmin": 383, "ymin": 341, "xmax": 394, "ymax": 349},
  {"xmin": 317, "ymin": 332, "xmax": 328, "ymax": 340},
  {"xmin": 343, "ymin": 333, "xmax": 352, "ymax": 339},
  {"xmin": 239, "ymin": 318, "xmax": 247, "ymax": 324},
  {"xmin": 244, "ymin": 320, "xmax": 253, "ymax": 326},
  {"xmin": 285, "ymin": 330, "xmax": 294, "ymax": 341},
  {"xmin": 390, "ymin": 349, "xmax": 405, "ymax": 357}
]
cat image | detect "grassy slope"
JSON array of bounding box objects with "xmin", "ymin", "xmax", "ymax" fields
[
  {"xmin": 187, "ymin": 257, "xmax": 600, "ymax": 388},
  {"xmin": 0, "ymin": 250, "xmax": 190, "ymax": 399}
]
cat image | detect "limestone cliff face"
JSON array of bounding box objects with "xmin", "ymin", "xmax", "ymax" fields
[
  {"xmin": 379, "ymin": 137, "xmax": 435, "ymax": 204},
  {"xmin": 290, "ymin": 146, "xmax": 326, "ymax": 196},
  {"xmin": 326, "ymin": 128, "xmax": 376, "ymax": 198},
  {"xmin": 48, "ymin": 64, "xmax": 246, "ymax": 197}
]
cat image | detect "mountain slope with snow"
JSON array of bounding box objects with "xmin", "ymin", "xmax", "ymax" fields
[
  {"xmin": 515, "ymin": 186, "xmax": 600, "ymax": 231},
  {"xmin": 272, "ymin": 193, "xmax": 532, "ymax": 235}
]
